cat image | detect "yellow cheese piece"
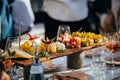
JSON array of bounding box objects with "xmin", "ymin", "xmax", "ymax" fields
[{"xmin": 6, "ymin": 48, "xmax": 33, "ymax": 59}]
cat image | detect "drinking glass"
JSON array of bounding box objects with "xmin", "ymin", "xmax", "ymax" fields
[
  {"xmin": 56, "ymin": 25, "xmax": 71, "ymax": 61},
  {"xmin": 5, "ymin": 37, "xmax": 19, "ymax": 80},
  {"xmin": 57, "ymin": 25, "xmax": 71, "ymax": 41},
  {"xmin": 106, "ymin": 32, "xmax": 120, "ymax": 70},
  {"xmin": 91, "ymin": 47, "xmax": 106, "ymax": 76},
  {"xmin": 5, "ymin": 37, "xmax": 19, "ymax": 52}
]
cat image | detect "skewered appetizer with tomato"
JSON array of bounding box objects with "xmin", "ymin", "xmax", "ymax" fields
[{"xmin": 59, "ymin": 33, "xmax": 81, "ymax": 48}]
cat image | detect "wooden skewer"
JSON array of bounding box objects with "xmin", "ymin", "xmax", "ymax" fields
[
  {"xmin": 78, "ymin": 27, "xmax": 82, "ymax": 32},
  {"xmin": 18, "ymin": 19, "xmax": 21, "ymax": 49}
]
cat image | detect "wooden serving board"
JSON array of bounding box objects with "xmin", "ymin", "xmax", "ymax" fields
[{"xmin": 14, "ymin": 42, "xmax": 105, "ymax": 67}]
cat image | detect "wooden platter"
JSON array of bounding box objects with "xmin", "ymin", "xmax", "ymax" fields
[{"xmin": 14, "ymin": 42, "xmax": 105, "ymax": 67}]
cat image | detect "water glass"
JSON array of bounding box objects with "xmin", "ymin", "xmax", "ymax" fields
[
  {"xmin": 5, "ymin": 37, "xmax": 19, "ymax": 80},
  {"xmin": 5, "ymin": 37, "xmax": 20, "ymax": 51},
  {"xmin": 91, "ymin": 48, "xmax": 106, "ymax": 76}
]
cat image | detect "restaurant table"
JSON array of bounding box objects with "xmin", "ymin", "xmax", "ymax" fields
[
  {"xmin": 14, "ymin": 48, "xmax": 86, "ymax": 80},
  {"xmin": 45, "ymin": 56, "xmax": 120, "ymax": 80},
  {"xmin": 16, "ymin": 51, "xmax": 120, "ymax": 80},
  {"xmin": 14, "ymin": 43, "xmax": 105, "ymax": 80}
]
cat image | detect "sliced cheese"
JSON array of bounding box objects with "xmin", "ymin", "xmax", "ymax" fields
[{"xmin": 6, "ymin": 48, "xmax": 33, "ymax": 59}]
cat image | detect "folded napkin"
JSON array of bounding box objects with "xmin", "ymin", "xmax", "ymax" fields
[
  {"xmin": 42, "ymin": 61, "xmax": 55, "ymax": 71},
  {"xmin": 53, "ymin": 71, "xmax": 88, "ymax": 80}
]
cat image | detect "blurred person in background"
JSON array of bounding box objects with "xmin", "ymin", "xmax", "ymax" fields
[
  {"xmin": 35, "ymin": 0, "xmax": 91, "ymax": 39},
  {"xmin": 0, "ymin": 0, "xmax": 15, "ymax": 49},
  {"xmin": 100, "ymin": 9, "xmax": 116, "ymax": 33},
  {"xmin": 88, "ymin": 0, "xmax": 112, "ymax": 34},
  {"xmin": 112, "ymin": 0, "xmax": 120, "ymax": 31},
  {"xmin": 96, "ymin": 0, "xmax": 120, "ymax": 33},
  {"xmin": 0, "ymin": 0, "xmax": 34, "ymax": 49},
  {"xmin": 11, "ymin": 0, "xmax": 35, "ymax": 36}
]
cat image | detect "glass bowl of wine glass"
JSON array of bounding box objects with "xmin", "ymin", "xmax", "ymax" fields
[
  {"xmin": 106, "ymin": 32, "xmax": 120, "ymax": 70},
  {"xmin": 5, "ymin": 37, "xmax": 19, "ymax": 80},
  {"xmin": 57, "ymin": 25, "xmax": 71, "ymax": 41}
]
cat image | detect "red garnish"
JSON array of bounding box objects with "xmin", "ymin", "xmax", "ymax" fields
[{"xmin": 26, "ymin": 32, "xmax": 39, "ymax": 40}]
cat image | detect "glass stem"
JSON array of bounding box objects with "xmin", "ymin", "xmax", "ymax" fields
[
  {"xmin": 32, "ymin": 43, "xmax": 38, "ymax": 64},
  {"xmin": 111, "ymin": 54, "xmax": 115, "ymax": 67}
]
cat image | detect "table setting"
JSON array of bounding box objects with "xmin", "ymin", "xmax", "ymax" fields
[
  {"xmin": 1, "ymin": 25, "xmax": 120, "ymax": 80},
  {"xmin": 44, "ymin": 30, "xmax": 120, "ymax": 80},
  {"xmin": 44, "ymin": 49, "xmax": 120, "ymax": 80}
]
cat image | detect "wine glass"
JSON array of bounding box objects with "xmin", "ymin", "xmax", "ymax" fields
[
  {"xmin": 5, "ymin": 37, "xmax": 19, "ymax": 52},
  {"xmin": 5, "ymin": 37, "xmax": 19, "ymax": 80},
  {"xmin": 57, "ymin": 25, "xmax": 71, "ymax": 41},
  {"xmin": 106, "ymin": 32, "xmax": 120, "ymax": 70},
  {"xmin": 56, "ymin": 25, "xmax": 71, "ymax": 62}
]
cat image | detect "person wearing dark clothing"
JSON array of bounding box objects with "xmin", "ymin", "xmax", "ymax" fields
[
  {"xmin": 0, "ymin": 0, "xmax": 15, "ymax": 49},
  {"xmin": 88, "ymin": 0, "xmax": 111, "ymax": 33},
  {"xmin": 34, "ymin": 0, "xmax": 90, "ymax": 39},
  {"xmin": 35, "ymin": 11, "xmax": 89, "ymax": 39}
]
